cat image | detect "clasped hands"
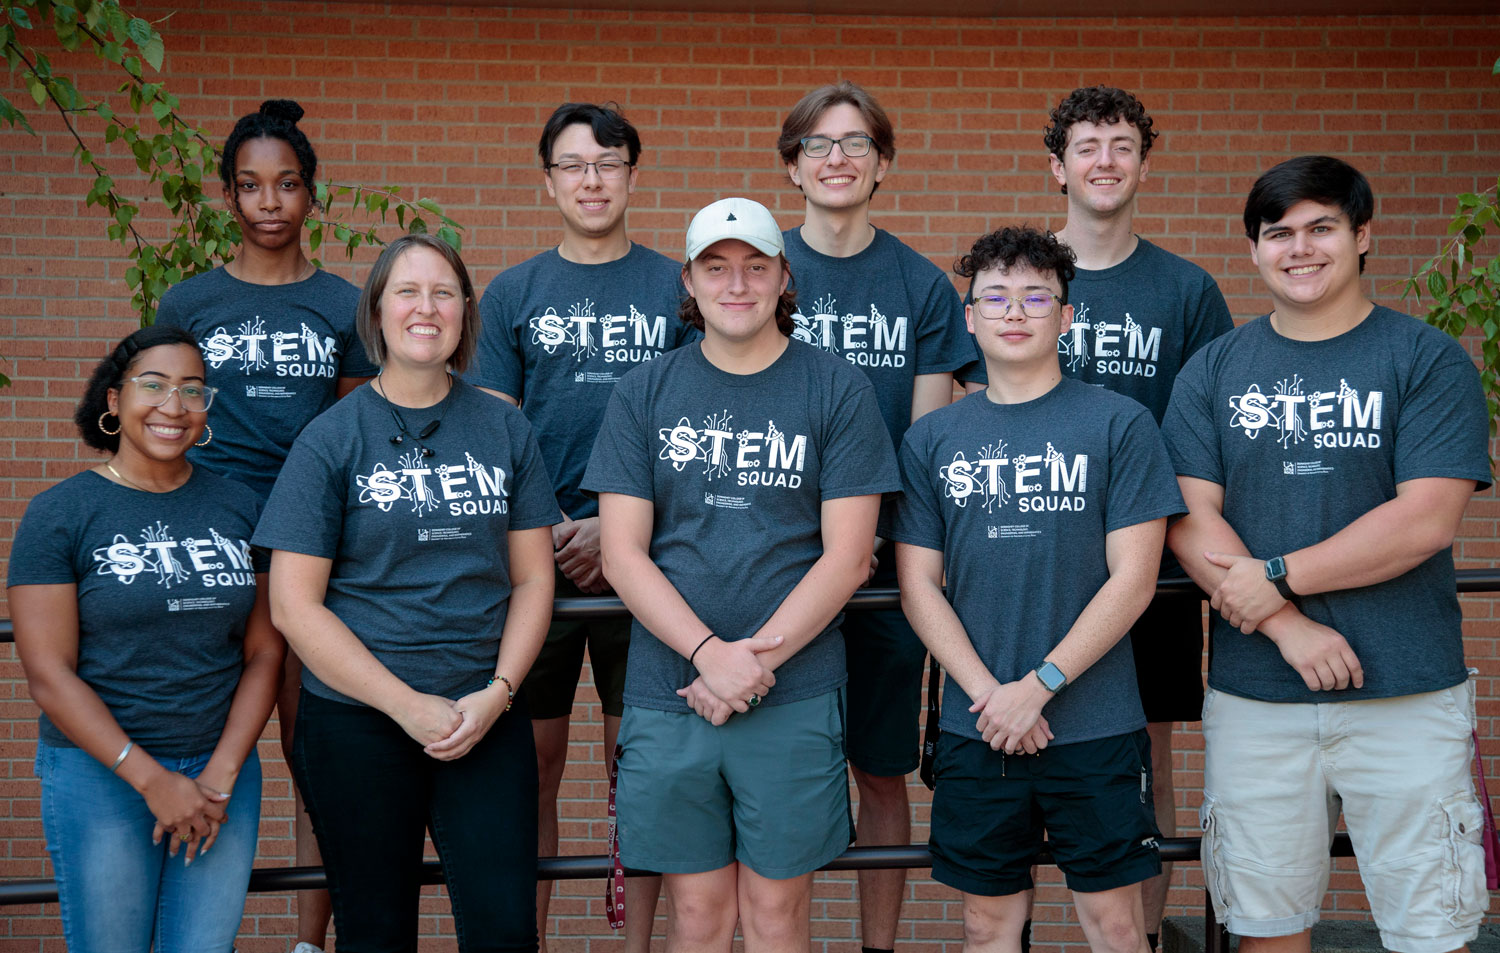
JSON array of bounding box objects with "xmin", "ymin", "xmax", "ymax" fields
[
  {"xmin": 969, "ymin": 676, "xmax": 1054, "ymax": 755},
  {"xmin": 1204, "ymin": 552, "xmax": 1364, "ymax": 692},
  {"xmin": 145, "ymin": 768, "xmax": 233, "ymax": 864},
  {"xmin": 676, "ymin": 635, "xmax": 782, "ymax": 725},
  {"xmin": 393, "ymin": 681, "xmax": 511, "ymax": 761}
]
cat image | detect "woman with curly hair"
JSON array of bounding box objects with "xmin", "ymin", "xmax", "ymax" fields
[{"xmin": 7, "ymin": 324, "xmax": 284, "ymax": 950}]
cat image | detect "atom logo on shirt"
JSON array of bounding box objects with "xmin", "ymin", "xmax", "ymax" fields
[
  {"xmin": 657, "ymin": 412, "xmax": 808, "ymax": 489},
  {"xmin": 939, "ymin": 440, "xmax": 1089, "ymax": 515},
  {"xmin": 791, "ymin": 294, "xmax": 908, "ymax": 369},
  {"xmin": 1227, "ymin": 375, "xmax": 1383, "ymax": 451},
  {"xmin": 92, "ymin": 521, "xmax": 255, "ymax": 589},
  {"xmin": 201, "ymin": 318, "xmax": 340, "ymax": 378},
  {"xmin": 528, "ymin": 302, "xmax": 670, "ymax": 366},
  {"xmin": 355, "ymin": 450, "xmax": 511, "ymax": 518},
  {"xmin": 1057, "ymin": 304, "xmax": 1161, "ymax": 378}
]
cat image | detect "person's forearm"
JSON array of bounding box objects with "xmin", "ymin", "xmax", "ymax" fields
[
  {"xmin": 203, "ymin": 645, "xmax": 284, "ymax": 789},
  {"xmin": 1167, "ymin": 509, "xmax": 1249, "ymax": 594},
  {"xmin": 1044, "ymin": 566, "xmax": 1157, "ymax": 685},
  {"xmin": 602, "ymin": 544, "xmax": 712, "ymax": 658},
  {"xmin": 271, "ymin": 600, "xmax": 416, "ymax": 717},
  {"xmin": 754, "ymin": 545, "xmax": 871, "ymax": 671},
  {"xmin": 1283, "ymin": 484, "xmax": 1471, "ymax": 596},
  {"xmin": 492, "ymin": 569, "xmax": 553, "ymax": 690},
  {"xmin": 28, "ymin": 667, "xmax": 168, "ymax": 791},
  {"xmin": 900, "ymin": 574, "xmax": 999, "ymax": 702}
]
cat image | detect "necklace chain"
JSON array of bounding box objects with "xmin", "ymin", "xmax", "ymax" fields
[{"xmin": 103, "ymin": 460, "xmax": 189, "ymax": 493}]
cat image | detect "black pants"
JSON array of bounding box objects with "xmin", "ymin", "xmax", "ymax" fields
[{"xmin": 293, "ymin": 689, "xmax": 539, "ymax": 953}]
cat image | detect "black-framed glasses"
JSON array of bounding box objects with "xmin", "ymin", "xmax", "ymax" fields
[
  {"xmin": 799, "ymin": 135, "xmax": 874, "ymax": 158},
  {"xmin": 974, "ymin": 293, "xmax": 1060, "ymax": 320},
  {"xmin": 546, "ymin": 160, "xmax": 633, "ymax": 179},
  {"xmin": 126, "ymin": 377, "xmax": 217, "ymax": 411}
]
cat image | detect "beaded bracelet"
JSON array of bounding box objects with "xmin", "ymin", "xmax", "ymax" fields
[{"xmin": 488, "ymin": 675, "xmax": 515, "ymax": 712}]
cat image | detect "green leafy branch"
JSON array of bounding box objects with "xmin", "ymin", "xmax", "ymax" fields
[{"xmin": 2, "ymin": 0, "xmax": 463, "ymax": 328}]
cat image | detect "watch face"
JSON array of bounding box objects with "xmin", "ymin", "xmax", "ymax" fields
[
  {"xmin": 1265, "ymin": 556, "xmax": 1287, "ymax": 580},
  {"xmin": 1036, "ymin": 662, "xmax": 1066, "ymax": 692}
]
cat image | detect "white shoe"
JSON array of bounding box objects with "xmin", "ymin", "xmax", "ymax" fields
[{"xmin": 293, "ymin": 944, "xmax": 324, "ymax": 953}]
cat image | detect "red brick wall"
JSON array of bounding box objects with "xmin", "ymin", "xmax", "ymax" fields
[{"xmin": 2, "ymin": 4, "xmax": 1498, "ymax": 950}]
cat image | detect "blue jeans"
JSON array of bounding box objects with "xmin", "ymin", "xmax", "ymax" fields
[{"xmin": 36, "ymin": 742, "xmax": 262, "ymax": 953}]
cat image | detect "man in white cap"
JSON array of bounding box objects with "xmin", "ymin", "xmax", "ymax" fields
[{"xmin": 583, "ymin": 197, "xmax": 900, "ymax": 949}]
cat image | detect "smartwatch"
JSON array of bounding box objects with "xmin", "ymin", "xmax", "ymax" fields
[
  {"xmin": 1265, "ymin": 556, "xmax": 1299, "ymax": 602},
  {"xmin": 1033, "ymin": 660, "xmax": 1068, "ymax": 693}
]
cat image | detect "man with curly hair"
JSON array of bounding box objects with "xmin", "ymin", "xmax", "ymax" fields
[
  {"xmin": 961, "ymin": 87, "xmax": 1234, "ymax": 944},
  {"xmin": 891, "ymin": 225, "xmax": 1183, "ymax": 953}
]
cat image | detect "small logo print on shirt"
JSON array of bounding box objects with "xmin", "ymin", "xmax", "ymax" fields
[
  {"xmin": 417, "ymin": 528, "xmax": 429, "ymax": 541},
  {"xmin": 245, "ymin": 385, "xmax": 256, "ymax": 398},
  {"xmin": 575, "ymin": 372, "xmax": 587, "ymax": 383},
  {"xmin": 1282, "ymin": 460, "xmax": 1335, "ymax": 476},
  {"xmin": 987, "ymin": 526, "xmax": 999, "ymax": 538},
  {"xmin": 167, "ymin": 599, "xmax": 180, "ymax": 612}
]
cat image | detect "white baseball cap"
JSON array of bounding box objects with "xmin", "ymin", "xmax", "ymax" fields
[{"xmin": 685, "ymin": 197, "xmax": 784, "ymax": 262}]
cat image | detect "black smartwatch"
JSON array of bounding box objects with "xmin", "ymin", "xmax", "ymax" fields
[
  {"xmin": 1264, "ymin": 556, "xmax": 1299, "ymax": 602},
  {"xmin": 1033, "ymin": 661, "xmax": 1068, "ymax": 693}
]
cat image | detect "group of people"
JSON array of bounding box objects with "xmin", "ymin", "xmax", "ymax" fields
[{"xmin": 5, "ymin": 79, "xmax": 1491, "ymax": 953}]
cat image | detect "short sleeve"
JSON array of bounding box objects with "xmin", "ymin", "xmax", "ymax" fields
[
  {"xmin": 818, "ymin": 377, "xmax": 902, "ymax": 500},
  {"xmin": 7, "ymin": 491, "xmax": 80, "ymax": 586},
  {"xmin": 154, "ymin": 287, "xmax": 186, "ymax": 329},
  {"xmin": 580, "ymin": 376, "xmax": 655, "ymax": 501},
  {"xmin": 339, "ymin": 326, "xmax": 378, "ymax": 378},
  {"xmin": 913, "ymin": 270, "xmax": 972, "ymax": 376},
  {"xmin": 252, "ymin": 431, "xmax": 348, "ymax": 558},
  {"xmin": 1162, "ymin": 352, "xmax": 1224, "ymax": 486},
  {"xmin": 468, "ymin": 278, "xmax": 525, "ymax": 399},
  {"xmin": 888, "ymin": 425, "xmax": 946, "ymax": 550},
  {"xmin": 1104, "ymin": 407, "xmax": 1187, "ymax": 532},
  {"xmin": 505, "ymin": 416, "xmax": 565, "ymax": 530},
  {"xmin": 1392, "ymin": 344, "xmax": 1491, "ymax": 490},
  {"xmin": 1183, "ymin": 276, "xmax": 1234, "ymax": 364}
]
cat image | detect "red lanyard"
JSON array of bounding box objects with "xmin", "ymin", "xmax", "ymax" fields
[{"xmin": 606, "ymin": 742, "xmax": 626, "ymax": 929}]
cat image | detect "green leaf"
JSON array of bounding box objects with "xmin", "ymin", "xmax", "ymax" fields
[
  {"xmin": 142, "ymin": 36, "xmax": 164, "ymax": 71},
  {"xmin": 396, "ymin": 205, "xmax": 406, "ymax": 229},
  {"xmin": 150, "ymin": 99, "xmax": 171, "ymax": 123},
  {"xmin": 125, "ymin": 16, "xmax": 152, "ymax": 45},
  {"xmin": 9, "ymin": 6, "xmax": 34, "ymax": 28},
  {"xmin": 438, "ymin": 225, "xmax": 460, "ymax": 251},
  {"xmin": 24, "ymin": 74, "xmax": 47, "ymax": 107},
  {"xmin": 416, "ymin": 197, "xmax": 441, "ymax": 214},
  {"xmin": 308, "ymin": 224, "xmax": 322, "ymax": 254},
  {"xmin": 126, "ymin": 265, "xmax": 142, "ymax": 288},
  {"xmin": 1428, "ymin": 270, "xmax": 1448, "ymax": 298}
]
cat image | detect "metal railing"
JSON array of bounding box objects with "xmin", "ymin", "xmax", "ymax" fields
[{"xmin": 0, "ymin": 571, "xmax": 1494, "ymax": 952}]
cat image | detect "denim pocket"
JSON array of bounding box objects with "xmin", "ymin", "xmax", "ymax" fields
[
  {"xmin": 1200, "ymin": 794, "xmax": 1232, "ymax": 921},
  {"xmin": 1437, "ymin": 791, "xmax": 1487, "ymax": 930}
]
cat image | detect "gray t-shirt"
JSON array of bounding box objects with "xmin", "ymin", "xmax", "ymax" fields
[
  {"xmin": 581, "ymin": 340, "xmax": 901, "ymax": 712},
  {"xmin": 888, "ymin": 380, "xmax": 1186, "ymax": 745},
  {"xmin": 956, "ymin": 239, "xmax": 1233, "ymax": 420},
  {"xmin": 156, "ymin": 267, "xmax": 378, "ymax": 500},
  {"xmin": 8, "ymin": 469, "xmax": 267, "ymax": 756},
  {"xmin": 253, "ymin": 382, "xmax": 562, "ymax": 705},
  {"xmin": 783, "ymin": 226, "xmax": 973, "ymax": 448},
  {"xmin": 467, "ymin": 244, "xmax": 697, "ymax": 519},
  {"xmin": 1163, "ymin": 306, "xmax": 1491, "ymax": 704}
]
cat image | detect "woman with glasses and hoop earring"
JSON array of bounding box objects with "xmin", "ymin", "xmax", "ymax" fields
[
  {"xmin": 7, "ymin": 324, "xmax": 285, "ymax": 951},
  {"xmin": 154, "ymin": 98, "xmax": 377, "ymax": 953}
]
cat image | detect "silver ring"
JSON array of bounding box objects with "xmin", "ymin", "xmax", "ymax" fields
[{"xmin": 748, "ymin": 693, "xmax": 761, "ymax": 708}]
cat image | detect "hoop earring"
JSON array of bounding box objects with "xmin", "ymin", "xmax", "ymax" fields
[
  {"xmin": 97, "ymin": 411, "xmax": 120, "ymax": 435},
  {"xmin": 195, "ymin": 424, "xmax": 213, "ymax": 447}
]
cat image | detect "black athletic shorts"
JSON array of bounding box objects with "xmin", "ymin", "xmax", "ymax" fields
[{"xmin": 1129, "ymin": 592, "xmax": 1206, "ymax": 724}]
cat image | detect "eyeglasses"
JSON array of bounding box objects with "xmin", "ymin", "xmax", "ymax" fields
[
  {"xmin": 126, "ymin": 377, "xmax": 217, "ymax": 412},
  {"xmin": 799, "ymin": 135, "xmax": 874, "ymax": 159},
  {"xmin": 546, "ymin": 160, "xmax": 633, "ymax": 180},
  {"xmin": 974, "ymin": 293, "xmax": 1060, "ymax": 320}
]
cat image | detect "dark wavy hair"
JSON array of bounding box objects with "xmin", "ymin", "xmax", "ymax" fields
[
  {"xmin": 954, "ymin": 226, "xmax": 1077, "ymax": 304},
  {"xmin": 220, "ymin": 99, "xmax": 318, "ymax": 211},
  {"xmin": 76, "ymin": 325, "xmax": 202, "ymax": 453},
  {"xmin": 356, "ymin": 233, "xmax": 480, "ymax": 373},
  {"xmin": 1044, "ymin": 86, "xmax": 1158, "ymax": 194},
  {"xmin": 777, "ymin": 81, "xmax": 895, "ymax": 196},
  {"xmin": 538, "ymin": 102, "xmax": 641, "ymax": 168},
  {"xmin": 679, "ymin": 256, "xmax": 798, "ymax": 336},
  {"xmin": 1244, "ymin": 155, "xmax": 1374, "ymax": 274}
]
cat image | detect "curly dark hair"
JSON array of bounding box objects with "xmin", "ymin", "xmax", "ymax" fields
[
  {"xmin": 1043, "ymin": 86, "xmax": 1159, "ymax": 195},
  {"xmin": 220, "ymin": 99, "xmax": 318, "ymax": 212},
  {"xmin": 76, "ymin": 325, "xmax": 202, "ymax": 453},
  {"xmin": 538, "ymin": 102, "xmax": 641, "ymax": 168},
  {"xmin": 679, "ymin": 257, "xmax": 798, "ymax": 336},
  {"xmin": 954, "ymin": 227, "xmax": 1077, "ymax": 304}
]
